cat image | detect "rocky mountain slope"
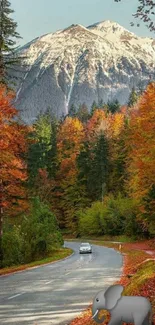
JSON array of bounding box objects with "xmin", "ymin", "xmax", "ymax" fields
[{"xmin": 11, "ymin": 20, "xmax": 155, "ymax": 124}]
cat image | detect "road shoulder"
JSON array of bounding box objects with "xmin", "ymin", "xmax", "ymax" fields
[{"xmin": 68, "ymin": 239, "xmax": 155, "ymax": 325}]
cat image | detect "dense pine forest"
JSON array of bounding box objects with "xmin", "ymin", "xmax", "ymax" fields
[{"xmin": 0, "ymin": 81, "xmax": 155, "ymax": 267}]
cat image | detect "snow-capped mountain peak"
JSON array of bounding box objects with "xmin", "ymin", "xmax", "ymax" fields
[
  {"xmin": 87, "ymin": 19, "xmax": 136, "ymax": 40},
  {"xmin": 88, "ymin": 19, "xmax": 130, "ymax": 32},
  {"xmin": 11, "ymin": 20, "xmax": 155, "ymax": 124}
]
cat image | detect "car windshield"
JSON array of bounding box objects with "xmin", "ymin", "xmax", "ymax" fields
[{"xmin": 81, "ymin": 243, "xmax": 90, "ymax": 246}]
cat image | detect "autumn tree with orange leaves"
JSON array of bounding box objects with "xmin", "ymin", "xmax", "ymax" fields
[
  {"xmin": 126, "ymin": 82, "xmax": 155, "ymax": 235},
  {"xmin": 0, "ymin": 85, "xmax": 29, "ymax": 236}
]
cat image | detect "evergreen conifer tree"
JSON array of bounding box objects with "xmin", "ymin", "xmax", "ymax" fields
[
  {"xmin": 69, "ymin": 104, "xmax": 77, "ymax": 117},
  {"xmin": 127, "ymin": 87, "xmax": 138, "ymax": 107},
  {"xmin": 107, "ymin": 99, "xmax": 120, "ymax": 113},
  {"xmin": 98, "ymin": 98, "xmax": 104, "ymax": 108},
  {"xmin": 0, "ymin": 0, "xmax": 22, "ymax": 84},
  {"xmin": 90, "ymin": 133, "xmax": 109, "ymax": 201},
  {"xmin": 91, "ymin": 101, "xmax": 98, "ymax": 116},
  {"xmin": 77, "ymin": 103, "xmax": 90, "ymax": 123}
]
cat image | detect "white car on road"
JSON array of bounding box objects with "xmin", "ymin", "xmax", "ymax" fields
[{"xmin": 79, "ymin": 242, "xmax": 92, "ymax": 254}]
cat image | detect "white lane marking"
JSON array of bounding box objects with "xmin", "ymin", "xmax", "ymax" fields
[
  {"xmin": 45, "ymin": 280, "xmax": 54, "ymax": 284},
  {"xmin": 8, "ymin": 292, "xmax": 25, "ymax": 300},
  {"xmin": 45, "ymin": 272, "xmax": 71, "ymax": 284}
]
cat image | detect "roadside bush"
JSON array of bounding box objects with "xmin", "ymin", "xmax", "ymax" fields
[
  {"xmin": 2, "ymin": 225, "xmax": 23, "ymax": 267},
  {"xmin": 78, "ymin": 201, "xmax": 106, "ymax": 236},
  {"xmin": 21, "ymin": 197, "xmax": 64, "ymax": 263},
  {"xmin": 78, "ymin": 194, "xmax": 142, "ymax": 237},
  {"xmin": 141, "ymin": 184, "xmax": 155, "ymax": 237},
  {"xmin": 106, "ymin": 193, "xmax": 141, "ymax": 237}
]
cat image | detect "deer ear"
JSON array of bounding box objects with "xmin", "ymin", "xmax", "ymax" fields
[{"xmin": 104, "ymin": 285, "xmax": 124, "ymax": 310}]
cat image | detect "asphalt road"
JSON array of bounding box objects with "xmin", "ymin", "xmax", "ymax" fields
[{"xmin": 0, "ymin": 241, "xmax": 123, "ymax": 325}]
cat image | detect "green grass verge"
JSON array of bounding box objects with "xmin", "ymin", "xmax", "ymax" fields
[
  {"xmin": 0, "ymin": 247, "xmax": 73, "ymax": 276},
  {"xmin": 63, "ymin": 235, "xmax": 135, "ymax": 242},
  {"xmin": 124, "ymin": 259, "xmax": 155, "ymax": 295}
]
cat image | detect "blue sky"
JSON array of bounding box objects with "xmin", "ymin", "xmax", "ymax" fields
[{"xmin": 11, "ymin": 0, "xmax": 154, "ymax": 46}]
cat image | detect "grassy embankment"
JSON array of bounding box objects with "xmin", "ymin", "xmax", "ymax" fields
[
  {"xmin": 66, "ymin": 238, "xmax": 155, "ymax": 325},
  {"xmin": 0, "ymin": 247, "xmax": 73, "ymax": 276},
  {"xmin": 63, "ymin": 233, "xmax": 134, "ymax": 242}
]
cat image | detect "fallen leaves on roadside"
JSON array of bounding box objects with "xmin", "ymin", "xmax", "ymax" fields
[{"xmin": 69, "ymin": 240, "xmax": 155, "ymax": 325}]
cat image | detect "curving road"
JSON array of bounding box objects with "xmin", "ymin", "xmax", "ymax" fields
[{"xmin": 0, "ymin": 241, "xmax": 123, "ymax": 325}]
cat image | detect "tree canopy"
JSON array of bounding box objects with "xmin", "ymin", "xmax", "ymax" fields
[{"xmin": 114, "ymin": 0, "xmax": 155, "ymax": 32}]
